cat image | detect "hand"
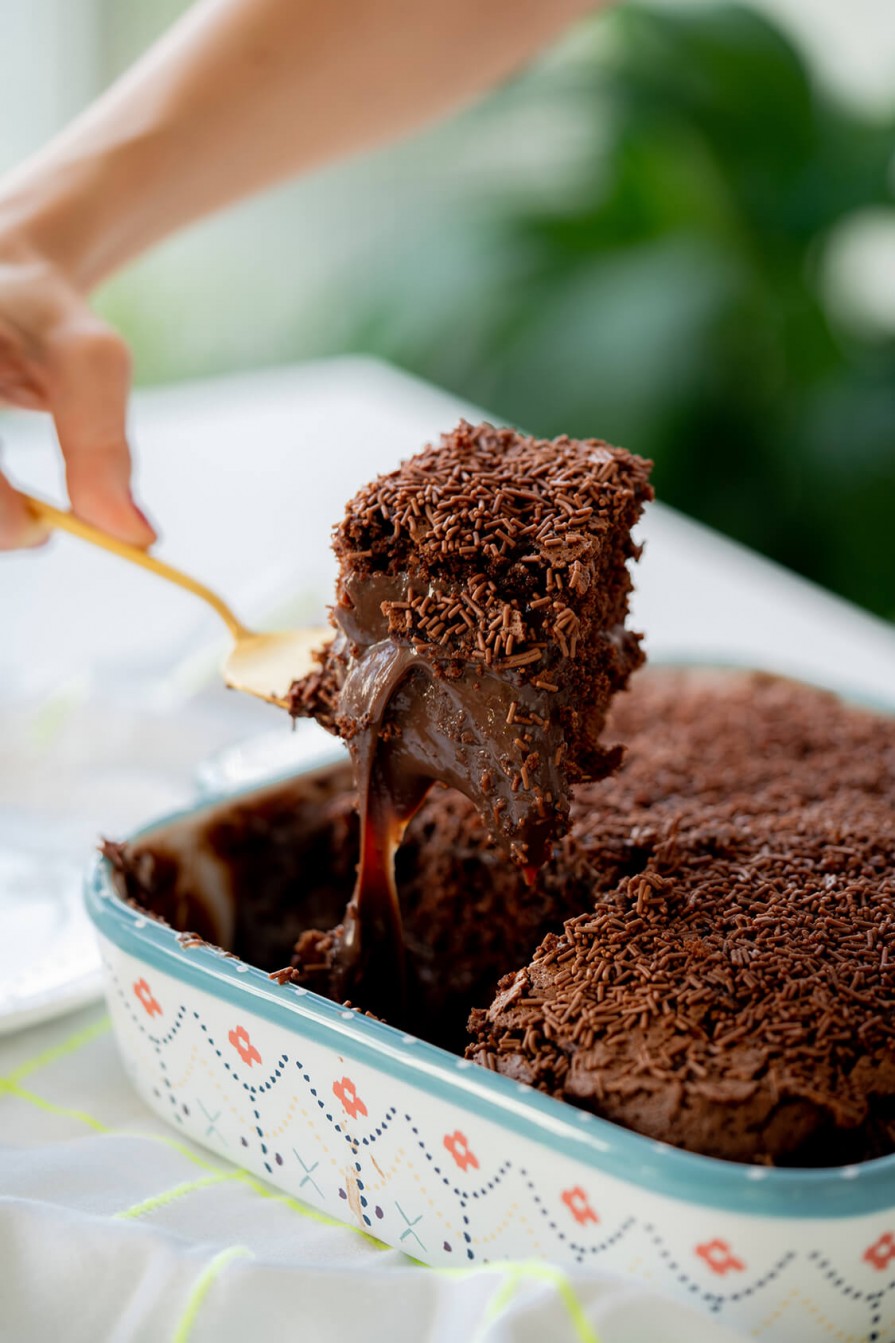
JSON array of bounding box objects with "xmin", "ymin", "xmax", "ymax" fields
[
  {"xmin": 0, "ymin": 0, "xmax": 595, "ymax": 556},
  {"xmin": 0, "ymin": 236, "xmax": 155, "ymax": 551}
]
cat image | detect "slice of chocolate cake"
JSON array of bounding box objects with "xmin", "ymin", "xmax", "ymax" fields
[
  {"xmin": 290, "ymin": 420, "xmax": 652, "ymax": 871},
  {"xmin": 467, "ymin": 669, "xmax": 895, "ymax": 1166}
]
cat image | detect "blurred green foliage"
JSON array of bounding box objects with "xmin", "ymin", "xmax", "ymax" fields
[{"xmin": 341, "ymin": 4, "xmax": 895, "ymax": 619}]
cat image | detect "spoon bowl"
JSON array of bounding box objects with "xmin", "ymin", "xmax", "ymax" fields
[
  {"xmin": 21, "ymin": 491, "xmax": 330, "ymax": 708},
  {"xmin": 223, "ymin": 627, "xmax": 329, "ymax": 708}
]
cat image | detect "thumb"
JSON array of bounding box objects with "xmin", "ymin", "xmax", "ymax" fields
[
  {"xmin": 0, "ymin": 470, "xmax": 51, "ymax": 550},
  {"xmin": 46, "ymin": 315, "xmax": 156, "ymax": 546}
]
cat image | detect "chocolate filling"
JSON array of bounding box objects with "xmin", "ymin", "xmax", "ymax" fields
[
  {"xmin": 325, "ymin": 572, "xmax": 591, "ymax": 1017},
  {"xmin": 290, "ymin": 422, "xmax": 653, "ymax": 1019}
]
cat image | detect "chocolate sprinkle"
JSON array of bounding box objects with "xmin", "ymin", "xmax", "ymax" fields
[
  {"xmin": 289, "ymin": 420, "xmax": 653, "ymax": 867},
  {"xmin": 467, "ymin": 668, "xmax": 895, "ymax": 1167}
]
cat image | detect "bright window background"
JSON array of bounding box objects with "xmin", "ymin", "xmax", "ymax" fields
[
  {"xmin": 3, "ymin": 0, "xmax": 892, "ymax": 382},
  {"xmin": 2, "ymin": 0, "xmax": 894, "ymax": 619}
]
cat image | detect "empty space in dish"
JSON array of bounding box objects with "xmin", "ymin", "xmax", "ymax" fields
[{"xmin": 104, "ymin": 761, "xmax": 579, "ymax": 1056}]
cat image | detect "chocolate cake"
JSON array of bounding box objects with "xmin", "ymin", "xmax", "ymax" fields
[
  {"xmin": 110, "ymin": 668, "xmax": 895, "ymax": 1165},
  {"xmin": 290, "ymin": 420, "xmax": 653, "ymax": 871},
  {"xmin": 287, "ymin": 420, "xmax": 651, "ymax": 1016},
  {"xmin": 468, "ymin": 669, "xmax": 895, "ymax": 1167}
]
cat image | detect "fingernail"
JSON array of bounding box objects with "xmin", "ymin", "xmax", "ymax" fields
[
  {"xmin": 131, "ymin": 498, "xmax": 158, "ymax": 543},
  {"xmin": 0, "ymin": 492, "xmax": 50, "ymax": 550}
]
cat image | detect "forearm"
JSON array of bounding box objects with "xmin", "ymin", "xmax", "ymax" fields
[{"xmin": 0, "ymin": 0, "xmax": 595, "ymax": 291}]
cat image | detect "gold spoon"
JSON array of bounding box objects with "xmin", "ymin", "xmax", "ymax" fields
[{"xmin": 21, "ymin": 491, "xmax": 331, "ymax": 709}]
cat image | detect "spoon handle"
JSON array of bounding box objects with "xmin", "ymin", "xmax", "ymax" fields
[{"xmin": 20, "ymin": 491, "xmax": 250, "ymax": 641}]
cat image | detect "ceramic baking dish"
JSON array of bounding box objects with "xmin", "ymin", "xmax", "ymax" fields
[{"xmin": 85, "ymin": 743, "xmax": 895, "ymax": 1343}]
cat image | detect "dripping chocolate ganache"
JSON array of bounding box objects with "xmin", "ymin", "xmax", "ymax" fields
[{"xmin": 288, "ymin": 421, "xmax": 652, "ymax": 1016}]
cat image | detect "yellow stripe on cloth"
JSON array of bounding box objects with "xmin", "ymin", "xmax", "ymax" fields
[
  {"xmin": 0, "ymin": 1077, "xmax": 109, "ymax": 1133},
  {"xmin": 115, "ymin": 1136, "xmax": 388, "ymax": 1247},
  {"xmin": 115, "ymin": 1171, "xmax": 241, "ymax": 1220},
  {"xmin": 436, "ymin": 1260, "xmax": 600, "ymax": 1343},
  {"xmin": 8, "ymin": 1014, "xmax": 111, "ymax": 1084},
  {"xmin": 172, "ymin": 1245, "xmax": 254, "ymax": 1343}
]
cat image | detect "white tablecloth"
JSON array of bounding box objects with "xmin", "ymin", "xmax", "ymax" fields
[{"xmin": 2, "ymin": 357, "xmax": 894, "ymax": 1342}]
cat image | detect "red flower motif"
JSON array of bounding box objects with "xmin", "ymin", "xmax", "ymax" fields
[
  {"xmin": 332, "ymin": 1075, "xmax": 367, "ymax": 1119},
  {"xmin": 561, "ymin": 1186, "xmax": 599, "ymax": 1226},
  {"xmin": 696, "ymin": 1239, "xmax": 745, "ymax": 1276},
  {"xmin": 443, "ymin": 1130, "xmax": 479, "ymax": 1172},
  {"xmin": 864, "ymin": 1233, "xmax": 895, "ymax": 1271},
  {"xmin": 133, "ymin": 978, "xmax": 162, "ymax": 1017},
  {"xmin": 228, "ymin": 1025, "xmax": 261, "ymax": 1066}
]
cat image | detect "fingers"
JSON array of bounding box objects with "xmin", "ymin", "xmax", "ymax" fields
[
  {"xmin": 0, "ymin": 373, "xmax": 46, "ymax": 411},
  {"xmin": 46, "ymin": 317, "xmax": 157, "ymax": 547},
  {"xmin": 0, "ymin": 325, "xmax": 50, "ymax": 412},
  {"xmin": 0, "ymin": 471, "xmax": 50, "ymax": 550},
  {"xmin": 0, "ymin": 325, "xmax": 51, "ymax": 548}
]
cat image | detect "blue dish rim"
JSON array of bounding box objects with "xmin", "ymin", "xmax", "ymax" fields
[{"xmin": 85, "ymin": 664, "xmax": 895, "ymax": 1224}]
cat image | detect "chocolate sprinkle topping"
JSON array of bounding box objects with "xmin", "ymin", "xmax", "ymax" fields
[
  {"xmin": 290, "ymin": 421, "xmax": 653, "ymax": 868},
  {"xmin": 468, "ymin": 669, "xmax": 895, "ymax": 1167},
  {"xmin": 331, "ymin": 420, "xmax": 650, "ymax": 676}
]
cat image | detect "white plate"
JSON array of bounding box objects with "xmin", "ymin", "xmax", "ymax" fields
[
  {"xmin": 0, "ymin": 828, "xmax": 102, "ymax": 1035},
  {"xmin": 195, "ymin": 717, "xmax": 346, "ymax": 797},
  {"xmin": 0, "ymin": 679, "xmax": 264, "ymax": 1036}
]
